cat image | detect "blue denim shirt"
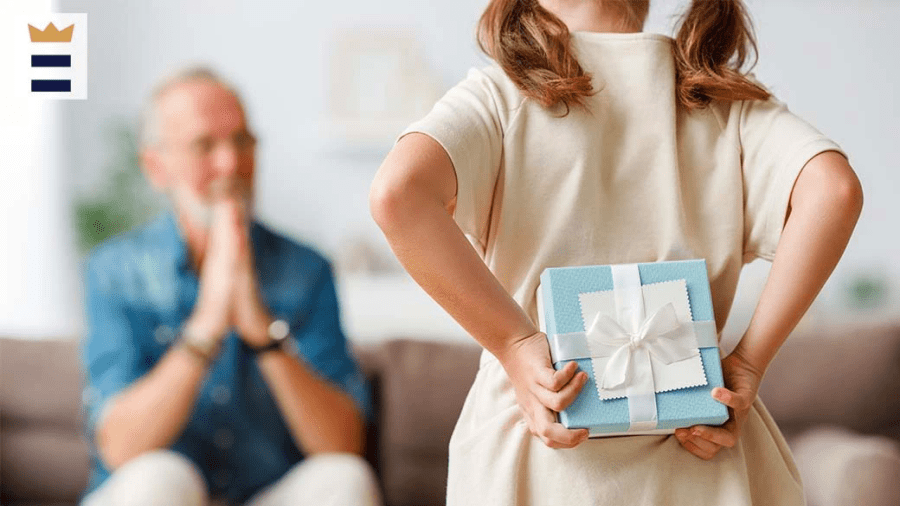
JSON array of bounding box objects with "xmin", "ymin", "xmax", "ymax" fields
[{"xmin": 79, "ymin": 211, "xmax": 371, "ymax": 504}]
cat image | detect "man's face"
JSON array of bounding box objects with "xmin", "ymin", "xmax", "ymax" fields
[{"xmin": 144, "ymin": 79, "xmax": 256, "ymax": 229}]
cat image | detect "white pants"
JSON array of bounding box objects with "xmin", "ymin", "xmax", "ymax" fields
[{"xmin": 81, "ymin": 450, "xmax": 382, "ymax": 506}]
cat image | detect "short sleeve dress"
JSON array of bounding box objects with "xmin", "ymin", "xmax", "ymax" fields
[{"xmin": 398, "ymin": 31, "xmax": 846, "ymax": 506}]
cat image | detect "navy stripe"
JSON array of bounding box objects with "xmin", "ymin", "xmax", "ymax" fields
[
  {"xmin": 31, "ymin": 54, "xmax": 71, "ymax": 67},
  {"xmin": 32, "ymin": 80, "xmax": 71, "ymax": 92}
]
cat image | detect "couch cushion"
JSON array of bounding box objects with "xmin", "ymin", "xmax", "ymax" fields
[
  {"xmin": 759, "ymin": 322, "xmax": 900, "ymax": 433},
  {"xmin": 0, "ymin": 337, "xmax": 84, "ymax": 428},
  {"xmin": 377, "ymin": 339, "xmax": 482, "ymax": 506},
  {"xmin": 351, "ymin": 344, "xmax": 385, "ymax": 481},
  {"xmin": 0, "ymin": 424, "xmax": 91, "ymax": 502}
]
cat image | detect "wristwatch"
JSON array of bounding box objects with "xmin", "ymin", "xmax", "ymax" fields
[{"xmin": 248, "ymin": 319, "xmax": 291, "ymax": 356}]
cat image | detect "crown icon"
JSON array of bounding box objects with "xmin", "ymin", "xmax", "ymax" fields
[{"xmin": 29, "ymin": 22, "xmax": 75, "ymax": 43}]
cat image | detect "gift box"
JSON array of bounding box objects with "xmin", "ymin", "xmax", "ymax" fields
[{"xmin": 536, "ymin": 259, "xmax": 729, "ymax": 436}]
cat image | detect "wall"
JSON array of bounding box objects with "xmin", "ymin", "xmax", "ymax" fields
[{"xmin": 0, "ymin": 0, "xmax": 85, "ymax": 338}]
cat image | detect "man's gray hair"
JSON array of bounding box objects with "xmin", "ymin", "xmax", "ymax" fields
[{"xmin": 139, "ymin": 65, "xmax": 244, "ymax": 148}]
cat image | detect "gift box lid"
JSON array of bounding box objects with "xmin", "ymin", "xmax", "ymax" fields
[{"xmin": 539, "ymin": 259, "xmax": 715, "ymax": 335}]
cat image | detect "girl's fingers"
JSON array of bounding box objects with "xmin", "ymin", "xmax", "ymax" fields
[
  {"xmin": 690, "ymin": 425, "xmax": 737, "ymax": 448},
  {"xmin": 534, "ymin": 371, "xmax": 588, "ymax": 412},
  {"xmin": 683, "ymin": 432, "xmax": 720, "ymax": 455},
  {"xmin": 712, "ymin": 387, "xmax": 753, "ymax": 411},
  {"xmin": 556, "ymin": 371, "xmax": 588, "ymax": 409},
  {"xmin": 533, "ymin": 407, "xmax": 589, "ymax": 449},
  {"xmin": 680, "ymin": 437, "xmax": 716, "ymax": 460},
  {"xmin": 537, "ymin": 361, "xmax": 579, "ymax": 392}
]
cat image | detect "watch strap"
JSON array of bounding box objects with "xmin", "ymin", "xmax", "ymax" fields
[
  {"xmin": 248, "ymin": 319, "xmax": 291, "ymax": 356},
  {"xmin": 248, "ymin": 338, "xmax": 286, "ymax": 355}
]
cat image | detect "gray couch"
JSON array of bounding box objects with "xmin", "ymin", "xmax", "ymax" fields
[{"xmin": 2, "ymin": 322, "xmax": 900, "ymax": 506}]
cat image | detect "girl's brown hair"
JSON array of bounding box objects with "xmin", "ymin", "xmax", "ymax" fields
[{"xmin": 477, "ymin": 0, "xmax": 771, "ymax": 113}]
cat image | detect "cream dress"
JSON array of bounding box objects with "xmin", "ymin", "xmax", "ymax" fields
[{"xmin": 399, "ymin": 31, "xmax": 845, "ymax": 505}]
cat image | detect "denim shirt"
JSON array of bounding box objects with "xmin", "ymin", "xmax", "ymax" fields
[{"xmin": 79, "ymin": 211, "xmax": 371, "ymax": 504}]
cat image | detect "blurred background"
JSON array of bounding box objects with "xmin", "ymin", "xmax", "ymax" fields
[
  {"xmin": 1, "ymin": 1, "xmax": 899, "ymax": 506},
  {"xmin": 0, "ymin": 0, "xmax": 898, "ymax": 345}
]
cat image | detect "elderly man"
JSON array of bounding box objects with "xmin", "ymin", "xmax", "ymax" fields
[{"xmin": 79, "ymin": 67, "xmax": 381, "ymax": 506}]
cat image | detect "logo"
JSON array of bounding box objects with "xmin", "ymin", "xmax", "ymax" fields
[
  {"xmin": 15, "ymin": 14, "xmax": 87, "ymax": 99},
  {"xmin": 29, "ymin": 22, "xmax": 75, "ymax": 43}
]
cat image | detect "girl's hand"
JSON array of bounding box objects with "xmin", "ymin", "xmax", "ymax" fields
[
  {"xmin": 495, "ymin": 331, "xmax": 590, "ymax": 449},
  {"xmin": 674, "ymin": 349, "xmax": 764, "ymax": 459}
]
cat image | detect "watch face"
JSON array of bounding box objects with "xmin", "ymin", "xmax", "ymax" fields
[{"xmin": 268, "ymin": 319, "xmax": 290, "ymax": 341}]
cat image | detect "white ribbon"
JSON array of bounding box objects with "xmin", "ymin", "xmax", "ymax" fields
[
  {"xmin": 586, "ymin": 302, "xmax": 699, "ymax": 391},
  {"xmin": 548, "ymin": 319, "xmax": 717, "ymax": 365}
]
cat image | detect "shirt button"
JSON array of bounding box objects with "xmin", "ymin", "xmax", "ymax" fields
[
  {"xmin": 154, "ymin": 325, "xmax": 174, "ymax": 344},
  {"xmin": 214, "ymin": 428, "xmax": 234, "ymax": 450},
  {"xmin": 211, "ymin": 385, "xmax": 231, "ymax": 405}
]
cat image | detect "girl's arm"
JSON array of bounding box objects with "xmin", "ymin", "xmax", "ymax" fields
[
  {"xmin": 370, "ymin": 133, "xmax": 589, "ymax": 449},
  {"xmin": 676, "ymin": 150, "xmax": 863, "ymax": 459},
  {"xmin": 732, "ymin": 151, "xmax": 863, "ymax": 371}
]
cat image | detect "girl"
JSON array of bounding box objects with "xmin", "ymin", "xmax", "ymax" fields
[{"xmin": 370, "ymin": 0, "xmax": 863, "ymax": 504}]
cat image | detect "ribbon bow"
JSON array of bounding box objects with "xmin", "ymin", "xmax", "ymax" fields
[{"xmin": 586, "ymin": 302, "xmax": 698, "ymax": 390}]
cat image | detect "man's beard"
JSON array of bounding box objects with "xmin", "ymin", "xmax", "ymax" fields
[{"xmin": 168, "ymin": 179, "xmax": 253, "ymax": 230}]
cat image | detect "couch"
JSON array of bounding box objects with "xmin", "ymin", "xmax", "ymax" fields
[{"xmin": 2, "ymin": 321, "xmax": 900, "ymax": 506}]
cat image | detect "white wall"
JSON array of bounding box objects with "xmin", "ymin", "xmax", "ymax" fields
[
  {"xmin": 10, "ymin": 0, "xmax": 898, "ymax": 341},
  {"xmin": 0, "ymin": 0, "xmax": 84, "ymax": 338},
  {"xmin": 59, "ymin": 0, "xmax": 489, "ymax": 252}
]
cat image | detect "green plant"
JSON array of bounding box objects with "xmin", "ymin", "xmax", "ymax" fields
[
  {"xmin": 844, "ymin": 273, "xmax": 889, "ymax": 310},
  {"xmin": 74, "ymin": 120, "xmax": 162, "ymax": 254}
]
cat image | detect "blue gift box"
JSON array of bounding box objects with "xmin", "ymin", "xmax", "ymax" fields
[{"xmin": 537, "ymin": 259, "xmax": 729, "ymax": 436}]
